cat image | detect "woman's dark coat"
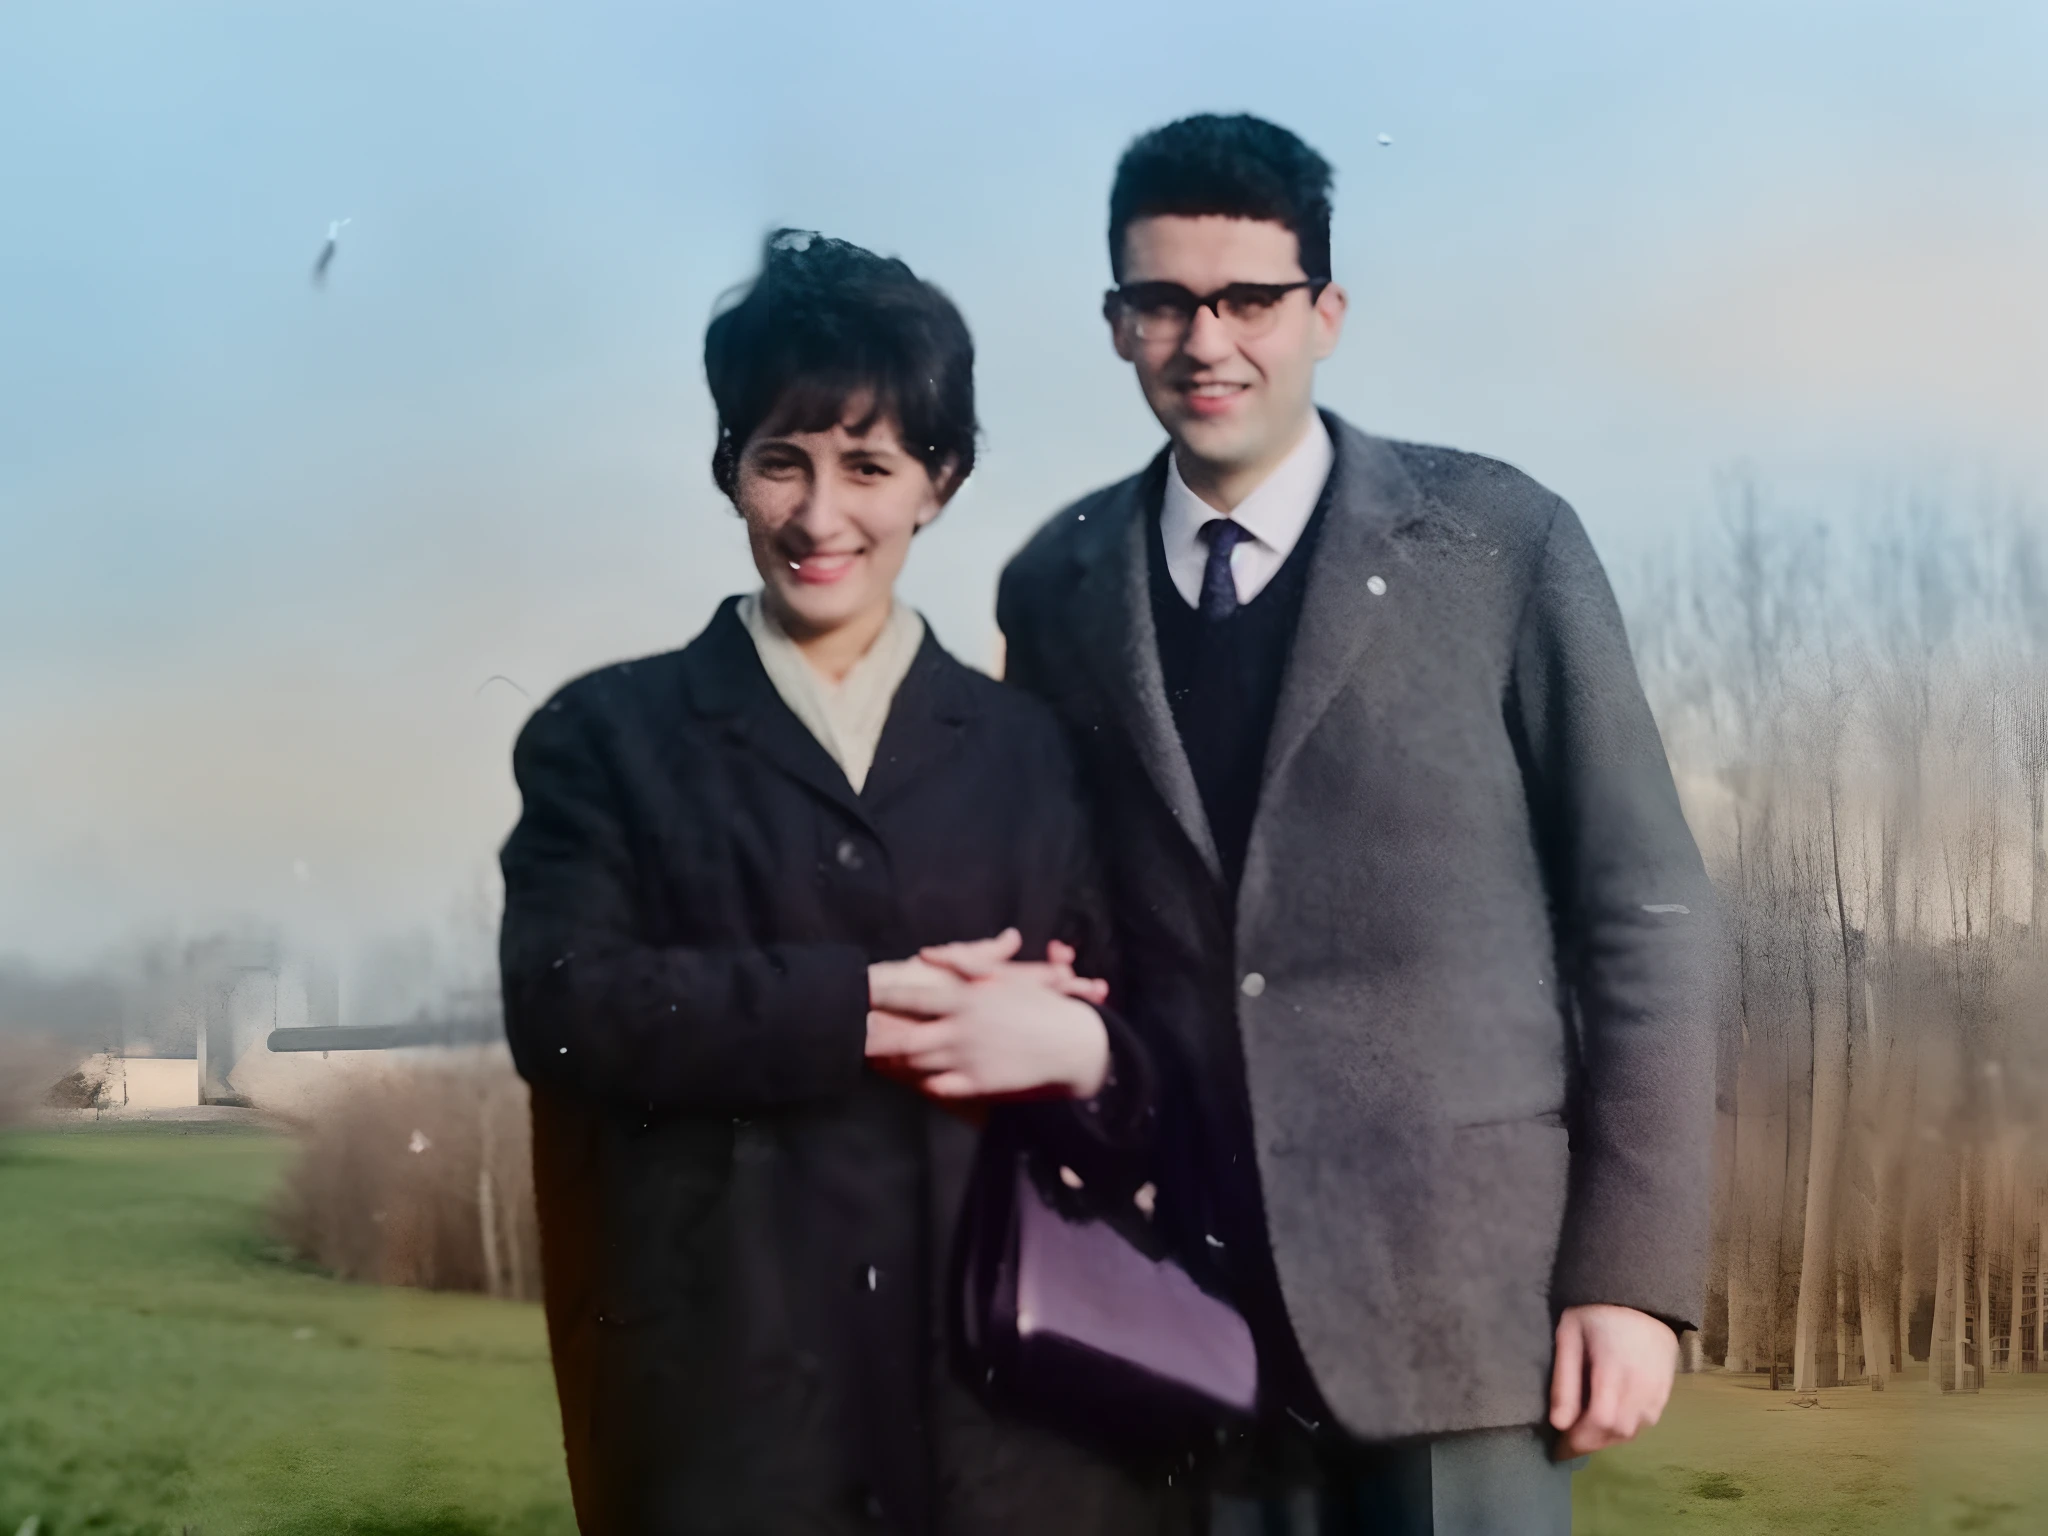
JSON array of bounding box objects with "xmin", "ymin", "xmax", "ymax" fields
[{"xmin": 499, "ymin": 599, "xmax": 1162, "ymax": 1536}]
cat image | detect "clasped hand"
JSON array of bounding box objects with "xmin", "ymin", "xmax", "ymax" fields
[{"xmin": 866, "ymin": 928, "xmax": 1111, "ymax": 1101}]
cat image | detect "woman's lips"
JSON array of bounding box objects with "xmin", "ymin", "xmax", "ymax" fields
[{"xmin": 784, "ymin": 551, "xmax": 860, "ymax": 586}]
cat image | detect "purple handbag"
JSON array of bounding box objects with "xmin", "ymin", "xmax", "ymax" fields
[{"xmin": 954, "ymin": 1144, "xmax": 1258, "ymax": 1454}]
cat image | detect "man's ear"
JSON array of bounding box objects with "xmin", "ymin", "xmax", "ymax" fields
[
  {"xmin": 1312, "ymin": 283, "xmax": 1350, "ymax": 361},
  {"xmin": 1105, "ymin": 296, "xmax": 1137, "ymax": 363}
]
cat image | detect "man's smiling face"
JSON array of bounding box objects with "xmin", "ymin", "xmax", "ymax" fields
[{"xmin": 1111, "ymin": 214, "xmax": 1346, "ymax": 504}]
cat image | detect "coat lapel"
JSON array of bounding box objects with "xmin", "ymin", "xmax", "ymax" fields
[
  {"xmin": 682, "ymin": 600, "xmax": 871, "ymax": 827},
  {"xmin": 1066, "ymin": 455, "xmax": 1223, "ymax": 883},
  {"xmin": 1259, "ymin": 416, "xmax": 1425, "ymax": 796},
  {"xmin": 684, "ymin": 601, "xmax": 980, "ymax": 826},
  {"xmin": 859, "ymin": 634, "xmax": 975, "ymax": 814}
]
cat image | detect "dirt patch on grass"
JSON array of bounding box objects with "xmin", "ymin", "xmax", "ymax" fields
[{"xmin": 1689, "ymin": 1470, "xmax": 1746, "ymax": 1501}]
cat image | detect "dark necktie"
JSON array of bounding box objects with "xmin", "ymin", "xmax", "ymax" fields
[{"xmin": 1197, "ymin": 519, "xmax": 1250, "ymax": 621}]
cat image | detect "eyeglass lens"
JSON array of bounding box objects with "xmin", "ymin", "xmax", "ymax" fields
[{"xmin": 1124, "ymin": 285, "xmax": 1300, "ymax": 344}]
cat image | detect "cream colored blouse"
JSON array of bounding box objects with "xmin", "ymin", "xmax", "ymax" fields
[{"xmin": 737, "ymin": 593, "xmax": 926, "ymax": 794}]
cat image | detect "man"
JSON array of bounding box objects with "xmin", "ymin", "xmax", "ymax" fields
[{"xmin": 994, "ymin": 114, "xmax": 1717, "ymax": 1533}]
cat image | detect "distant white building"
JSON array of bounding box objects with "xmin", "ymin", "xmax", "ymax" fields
[
  {"xmin": 47, "ymin": 932, "xmax": 504, "ymax": 1117},
  {"xmin": 70, "ymin": 1050, "xmax": 200, "ymax": 1110}
]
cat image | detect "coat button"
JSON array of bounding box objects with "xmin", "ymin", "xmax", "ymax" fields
[
  {"xmin": 835, "ymin": 838, "xmax": 863, "ymax": 871},
  {"xmin": 1241, "ymin": 972, "xmax": 1266, "ymax": 998}
]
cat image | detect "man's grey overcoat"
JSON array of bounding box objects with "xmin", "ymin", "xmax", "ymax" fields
[{"xmin": 996, "ymin": 412, "xmax": 1719, "ymax": 1442}]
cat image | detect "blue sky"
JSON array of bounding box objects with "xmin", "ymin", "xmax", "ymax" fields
[{"xmin": 2, "ymin": 0, "xmax": 2044, "ymax": 988}]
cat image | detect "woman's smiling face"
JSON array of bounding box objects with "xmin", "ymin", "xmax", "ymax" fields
[{"xmin": 733, "ymin": 400, "xmax": 951, "ymax": 646}]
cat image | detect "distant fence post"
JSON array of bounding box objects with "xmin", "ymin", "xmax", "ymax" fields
[{"xmin": 478, "ymin": 1076, "xmax": 503, "ymax": 1298}]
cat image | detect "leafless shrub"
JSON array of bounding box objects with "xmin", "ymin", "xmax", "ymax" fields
[
  {"xmin": 271, "ymin": 1050, "xmax": 540, "ymax": 1300},
  {"xmin": 0, "ymin": 1034, "xmax": 83, "ymax": 1125}
]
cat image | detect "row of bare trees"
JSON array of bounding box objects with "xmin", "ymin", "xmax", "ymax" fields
[{"xmin": 1634, "ymin": 476, "xmax": 2048, "ymax": 1390}]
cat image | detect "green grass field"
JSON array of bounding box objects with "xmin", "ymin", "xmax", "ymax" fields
[
  {"xmin": 5, "ymin": 1121, "xmax": 2046, "ymax": 1535},
  {"xmin": 0, "ymin": 1121, "xmax": 573, "ymax": 1536},
  {"xmin": 1576, "ymin": 1359, "xmax": 2048, "ymax": 1534}
]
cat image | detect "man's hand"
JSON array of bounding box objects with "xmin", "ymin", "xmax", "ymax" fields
[
  {"xmin": 865, "ymin": 970, "xmax": 1110, "ymax": 1100},
  {"xmin": 1548, "ymin": 1304, "xmax": 1678, "ymax": 1458}
]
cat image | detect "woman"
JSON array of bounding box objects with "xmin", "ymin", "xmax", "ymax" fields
[{"xmin": 499, "ymin": 232, "xmax": 1162, "ymax": 1535}]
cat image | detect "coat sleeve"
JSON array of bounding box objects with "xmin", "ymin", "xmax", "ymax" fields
[
  {"xmin": 994, "ymin": 554, "xmax": 1048, "ymax": 697},
  {"xmin": 1035, "ymin": 738, "xmax": 1159, "ymax": 1188},
  {"xmin": 498, "ymin": 690, "xmax": 871, "ymax": 1112},
  {"xmin": 998, "ymin": 562, "xmax": 1161, "ymax": 1199},
  {"xmin": 1511, "ymin": 499, "xmax": 1719, "ymax": 1334}
]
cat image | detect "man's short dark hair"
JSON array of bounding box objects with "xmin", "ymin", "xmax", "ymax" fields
[
  {"xmin": 704, "ymin": 230, "xmax": 977, "ymax": 498},
  {"xmin": 1108, "ymin": 114, "xmax": 1334, "ymax": 283}
]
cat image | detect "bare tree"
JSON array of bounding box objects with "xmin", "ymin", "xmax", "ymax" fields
[{"xmin": 1636, "ymin": 472, "xmax": 2048, "ymax": 1398}]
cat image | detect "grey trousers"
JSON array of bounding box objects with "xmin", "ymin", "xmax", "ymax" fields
[{"xmin": 1208, "ymin": 1426, "xmax": 1578, "ymax": 1536}]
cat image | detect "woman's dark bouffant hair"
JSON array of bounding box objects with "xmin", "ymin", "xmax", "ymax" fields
[{"xmin": 704, "ymin": 230, "xmax": 978, "ymax": 500}]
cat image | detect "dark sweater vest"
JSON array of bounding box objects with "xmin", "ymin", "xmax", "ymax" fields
[
  {"xmin": 1147, "ymin": 483, "xmax": 1332, "ymax": 892},
  {"xmin": 1147, "ymin": 472, "xmax": 1339, "ymax": 1423}
]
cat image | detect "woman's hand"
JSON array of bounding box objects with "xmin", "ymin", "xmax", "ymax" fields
[
  {"xmin": 866, "ymin": 970, "xmax": 1110, "ymax": 1101},
  {"xmin": 866, "ymin": 930, "xmax": 1114, "ymax": 1100},
  {"xmin": 915, "ymin": 929, "xmax": 1109, "ymax": 1007},
  {"xmin": 868, "ymin": 930, "xmax": 1109, "ymax": 1018},
  {"xmin": 868, "ymin": 955, "xmax": 980, "ymax": 1020}
]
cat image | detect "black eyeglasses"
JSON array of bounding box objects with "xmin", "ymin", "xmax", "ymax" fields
[{"xmin": 1104, "ymin": 279, "xmax": 1329, "ymax": 344}]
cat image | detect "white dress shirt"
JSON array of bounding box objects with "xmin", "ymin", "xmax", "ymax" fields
[{"xmin": 1159, "ymin": 414, "xmax": 1335, "ymax": 609}]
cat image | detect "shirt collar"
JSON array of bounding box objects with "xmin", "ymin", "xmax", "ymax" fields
[{"xmin": 1161, "ymin": 413, "xmax": 1335, "ymax": 553}]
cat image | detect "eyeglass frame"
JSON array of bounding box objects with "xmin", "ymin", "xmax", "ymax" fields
[{"xmin": 1102, "ymin": 278, "xmax": 1332, "ymax": 344}]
